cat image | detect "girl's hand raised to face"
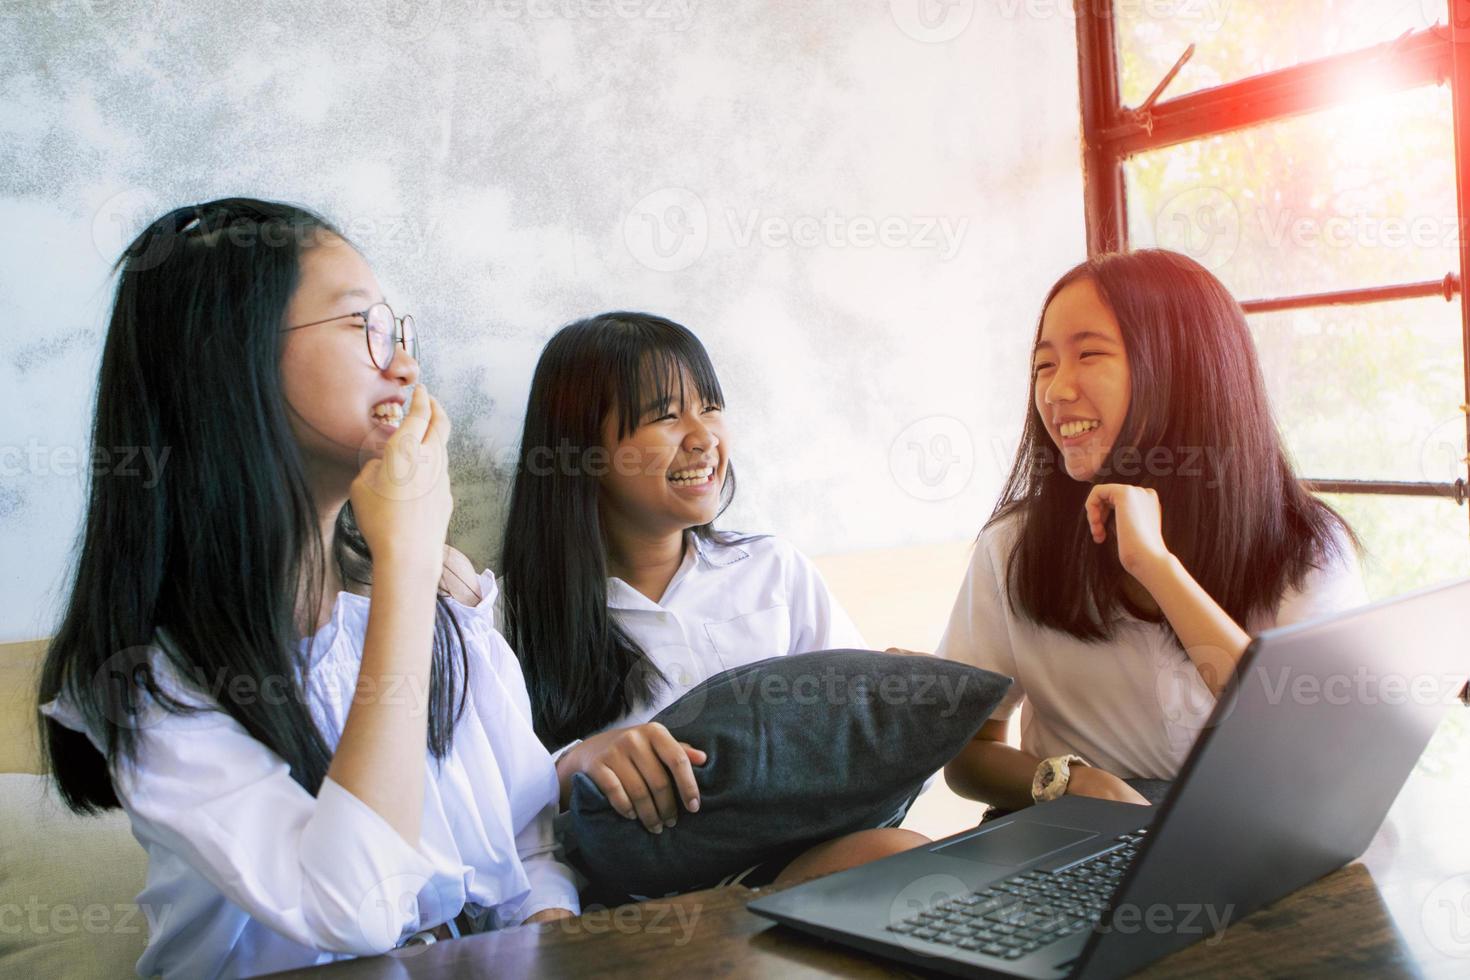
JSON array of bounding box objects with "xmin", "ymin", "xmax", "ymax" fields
[
  {"xmin": 563, "ymin": 723, "xmax": 707, "ymax": 833},
  {"xmin": 349, "ymin": 385, "xmax": 454, "ymax": 578},
  {"xmin": 1084, "ymin": 484, "xmax": 1171, "ymax": 579}
]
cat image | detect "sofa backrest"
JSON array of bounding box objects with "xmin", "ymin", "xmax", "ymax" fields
[
  {"xmin": 0, "ymin": 772, "xmax": 150, "ymax": 979},
  {"xmin": 2, "ymin": 637, "xmax": 149, "ymax": 980},
  {"xmin": 1, "ymin": 640, "xmax": 48, "ymax": 775}
]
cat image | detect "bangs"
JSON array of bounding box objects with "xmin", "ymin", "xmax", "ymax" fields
[{"xmin": 605, "ymin": 317, "xmax": 724, "ymax": 439}]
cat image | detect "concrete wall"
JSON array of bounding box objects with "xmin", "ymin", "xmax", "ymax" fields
[{"xmin": 0, "ymin": 0, "xmax": 1085, "ymax": 640}]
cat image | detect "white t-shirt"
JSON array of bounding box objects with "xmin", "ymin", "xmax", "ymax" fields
[
  {"xmin": 598, "ymin": 531, "xmax": 867, "ymax": 733},
  {"xmin": 935, "ymin": 513, "xmax": 1368, "ymax": 780},
  {"xmin": 41, "ymin": 569, "xmax": 579, "ymax": 980}
]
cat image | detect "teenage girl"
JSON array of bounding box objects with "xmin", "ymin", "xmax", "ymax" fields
[
  {"xmin": 938, "ymin": 249, "xmax": 1366, "ymax": 813},
  {"xmin": 37, "ymin": 199, "xmax": 577, "ymax": 978},
  {"xmin": 500, "ymin": 311, "xmax": 927, "ymax": 888}
]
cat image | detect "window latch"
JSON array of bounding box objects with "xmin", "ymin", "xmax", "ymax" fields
[{"xmin": 1127, "ymin": 43, "xmax": 1196, "ymax": 135}]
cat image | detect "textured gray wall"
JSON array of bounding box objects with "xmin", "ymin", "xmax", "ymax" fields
[{"xmin": 1, "ymin": 0, "xmax": 1084, "ymax": 640}]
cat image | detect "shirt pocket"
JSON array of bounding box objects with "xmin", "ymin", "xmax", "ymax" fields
[{"xmin": 704, "ymin": 605, "xmax": 793, "ymax": 673}]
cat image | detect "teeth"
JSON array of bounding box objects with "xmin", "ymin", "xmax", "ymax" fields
[
  {"xmin": 1059, "ymin": 420, "xmax": 1100, "ymax": 438},
  {"xmin": 668, "ymin": 466, "xmax": 715, "ymax": 485},
  {"xmin": 371, "ymin": 402, "xmax": 405, "ymax": 428}
]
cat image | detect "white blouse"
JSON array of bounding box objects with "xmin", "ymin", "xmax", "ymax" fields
[
  {"xmin": 936, "ymin": 514, "xmax": 1368, "ymax": 780},
  {"xmin": 596, "ymin": 531, "xmax": 867, "ymax": 733},
  {"xmin": 41, "ymin": 569, "xmax": 579, "ymax": 980}
]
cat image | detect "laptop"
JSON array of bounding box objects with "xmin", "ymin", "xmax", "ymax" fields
[{"xmin": 749, "ymin": 578, "xmax": 1470, "ymax": 978}]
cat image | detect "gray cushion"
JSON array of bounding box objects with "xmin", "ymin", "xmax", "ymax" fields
[
  {"xmin": 0, "ymin": 773, "xmax": 149, "ymax": 980},
  {"xmin": 562, "ymin": 649, "xmax": 1012, "ymax": 897}
]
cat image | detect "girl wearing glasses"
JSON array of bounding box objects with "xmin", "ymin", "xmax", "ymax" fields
[
  {"xmin": 499, "ymin": 312, "xmax": 927, "ymax": 895},
  {"xmin": 937, "ymin": 249, "xmax": 1366, "ymax": 815},
  {"xmin": 38, "ymin": 199, "xmax": 577, "ymax": 979}
]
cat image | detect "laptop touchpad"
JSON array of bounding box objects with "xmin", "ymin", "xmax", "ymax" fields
[{"xmin": 934, "ymin": 822, "xmax": 1097, "ymax": 866}]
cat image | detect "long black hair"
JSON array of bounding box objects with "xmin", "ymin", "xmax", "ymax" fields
[
  {"xmin": 501, "ymin": 312, "xmax": 740, "ymax": 748},
  {"xmin": 39, "ymin": 198, "xmax": 468, "ymax": 813},
  {"xmin": 992, "ymin": 249, "xmax": 1356, "ymax": 640}
]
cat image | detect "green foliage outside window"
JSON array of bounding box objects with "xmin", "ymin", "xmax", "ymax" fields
[{"xmin": 1118, "ymin": 1, "xmax": 1470, "ymax": 599}]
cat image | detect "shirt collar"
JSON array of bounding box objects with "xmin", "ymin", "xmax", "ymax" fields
[
  {"xmin": 606, "ymin": 530, "xmax": 751, "ymax": 611},
  {"xmin": 687, "ymin": 529, "xmax": 751, "ymax": 569}
]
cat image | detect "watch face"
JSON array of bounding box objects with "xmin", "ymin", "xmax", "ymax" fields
[{"xmin": 1040, "ymin": 768, "xmax": 1056, "ymax": 788}]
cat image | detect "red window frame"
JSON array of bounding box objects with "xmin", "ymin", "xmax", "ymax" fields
[{"xmin": 1073, "ymin": 0, "xmax": 1470, "ymax": 520}]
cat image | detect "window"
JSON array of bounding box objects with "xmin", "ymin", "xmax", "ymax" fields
[{"xmin": 1075, "ymin": 0, "xmax": 1470, "ymax": 602}]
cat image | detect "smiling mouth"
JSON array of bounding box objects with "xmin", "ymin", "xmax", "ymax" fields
[
  {"xmin": 1059, "ymin": 419, "xmax": 1100, "ymax": 439},
  {"xmin": 668, "ymin": 465, "xmax": 715, "ymax": 487},
  {"xmin": 371, "ymin": 402, "xmax": 405, "ymax": 428}
]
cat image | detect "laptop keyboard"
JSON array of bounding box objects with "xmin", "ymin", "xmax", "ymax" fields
[{"xmin": 885, "ymin": 828, "xmax": 1148, "ymax": 961}]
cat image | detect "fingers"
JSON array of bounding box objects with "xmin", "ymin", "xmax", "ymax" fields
[
  {"xmin": 588, "ymin": 764, "xmax": 640, "ymax": 823},
  {"xmin": 593, "ymin": 758, "xmax": 663, "ymax": 830},
  {"xmin": 1086, "ymin": 484, "xmax": 1165, "ymax": 550},
  {"xmin": 612, "ymin": 752, "xmax": 669, "ymax": 832},
  {"xmin": 589, "ymin": 727, "xmax": 672, "ymax": 832},
  {"xmin": 393, "ymin": 382, "xmax": 433, "ymax": 443},
  {"xmin": 627, "ymin": 743, "xmax": 679, "ymax": 829},
  {"xmin": 647, "ymin": 725, "xmax": 702, "ymax": 814},
  {"xmin": 586, "ymin": 726, "xmax": 707, "ymax": 832},
  {"xmin": 422, "ymin": 393, "xmax": 451, "ymax": 448},
  {"xmin": 1084, "ymin": 485, "xmax": 1111, "ymax": 543}
]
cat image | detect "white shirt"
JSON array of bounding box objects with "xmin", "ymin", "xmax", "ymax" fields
[
  {"xmin": 597, "ymin": 532, "xmax": 867, "ymax": 733},
  {"xmin": 935, "ymin": 514, "xmax": 1368, "ymax": 780},
  {"xmin": 41, "ymin": 569, "xmax": 579, "ymax": 980}
]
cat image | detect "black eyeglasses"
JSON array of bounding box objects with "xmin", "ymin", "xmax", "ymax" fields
[{"xmin": 283, "ymin": 302, "xmax": 418, "ymax": 370}]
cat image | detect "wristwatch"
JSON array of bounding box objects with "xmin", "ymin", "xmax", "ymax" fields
[{"xmin": 1031, "ymin": 754, "xmax": 1088, "ymax": 804}]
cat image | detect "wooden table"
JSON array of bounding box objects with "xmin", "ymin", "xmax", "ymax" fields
[{"xmin": 272, "ymin": 722, "xmax": 1470, "ymax": 979}]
